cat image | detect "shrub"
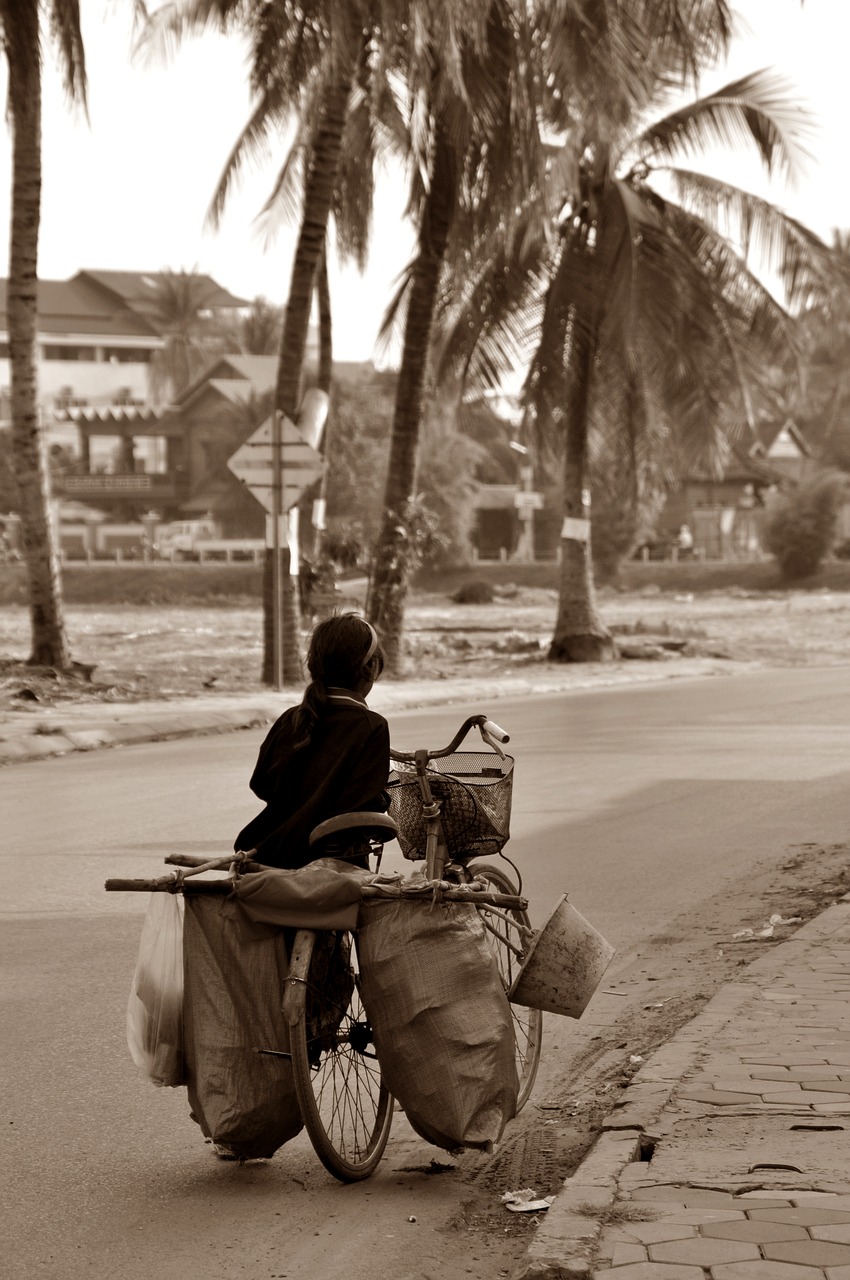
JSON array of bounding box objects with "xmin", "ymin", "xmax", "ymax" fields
[
  {"xmin": 451, "ymin": 579, "xmax": 495, "ymax": 604},
  {"xmin": 764, "ymin": 473, "xmax": 848, "ymax": 581}
]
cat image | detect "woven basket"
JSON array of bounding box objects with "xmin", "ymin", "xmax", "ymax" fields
[{"xmin": 388, "ymin": 751, "xmax": 514, "ymax": 861}]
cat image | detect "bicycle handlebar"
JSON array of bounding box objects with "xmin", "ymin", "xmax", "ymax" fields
[
  {"xmin": 390, "ymin": 713, "xmax": 510, "ymax": 764},
  {"xmin": 482, "ymin": 718, "xmax": 510, "ymax": 744}
]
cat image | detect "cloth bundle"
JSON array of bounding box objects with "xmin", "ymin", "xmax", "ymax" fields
[
  {"xmin": 357, "ymin": 899, "xmax": 519, "ymax": 1151},
  {"xmin": 182, "ymin": 895, "xmax": 303, "ymax": 1159}
]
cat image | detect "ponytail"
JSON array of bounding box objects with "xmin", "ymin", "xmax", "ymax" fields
[
  {"xmin": 290, "ymin": 613, "xmax": 385, "ymax": 751},
  {"xmin": 291, "ymin": 678, "xmax": 327, "ymax": 751}
]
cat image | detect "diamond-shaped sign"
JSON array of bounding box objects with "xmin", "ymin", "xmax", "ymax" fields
[{"xmin": 227, "ymin": 415, "xmax": 324, "ymax": 513}]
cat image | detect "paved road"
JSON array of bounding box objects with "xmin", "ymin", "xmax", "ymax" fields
[{"xmin": 5, "ymin": 666, "xmax": 850, "ymax": 1279}]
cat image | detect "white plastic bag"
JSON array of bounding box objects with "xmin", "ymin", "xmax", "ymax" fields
[{"xmin": 127, "ymin": 892, "xmax": 185, "ymax": 1087}]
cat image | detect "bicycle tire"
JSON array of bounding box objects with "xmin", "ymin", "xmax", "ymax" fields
[
  {"xmin": 287, "ymin": 929, "xmax": 393, "ymax": 1182},
  {"xmin": 468, "ymin": 862, "xmax": 543, "ymax": 1111}
]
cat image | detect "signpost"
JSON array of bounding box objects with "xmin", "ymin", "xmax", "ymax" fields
[
  {"xmin": 512, "ymin": 463, "xmax": 543, "ymax": 563},
  {"xmin": 228, "ymin": 414, "xmax": 324, "ymax": 690},
  {"xmin": 227, "ymin": 415, "xmax": 324, "ymax": 514}
]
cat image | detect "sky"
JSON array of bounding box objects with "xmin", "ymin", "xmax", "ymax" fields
[{"xmin": 0, "ymin": 0, "xmax": 847, "ymax": 361}]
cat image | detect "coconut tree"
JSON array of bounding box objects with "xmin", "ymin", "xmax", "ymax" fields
[
  {"xmin": 782, "ymin": 231, "xmax": 850, "ymax": 472},
  {"xmin": 0, "ymin": 0, "xmax": 85, "ymax": 668},
  {"xmin": 440, "ymin": 44, "xmax": 837, "ymax": 660},
  {"xmin": 141, "ymin": 1, "xmax": 373, "ymax": 681},
  {"xmin": 365, "ymin": 0, "xmax": 748, "ymax": 669},
  {"xmin": 150, "ymin": 0, "xmax": 527, "ymax": 677},
  {"xmin": 365, "ymin": 0, "xmax": 545, "ymax": 670},
  {"xmin": 143, "ymin": 268, "xmax": 225, "ymax": 402}
]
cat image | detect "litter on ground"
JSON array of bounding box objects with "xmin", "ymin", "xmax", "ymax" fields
[{"xmin": 501, "ymin": 1189, "xmax": 555, "ymax": 1213}]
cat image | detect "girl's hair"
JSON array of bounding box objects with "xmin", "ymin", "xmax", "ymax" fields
[{"xmin": 292, "ymin": 613, "xmax": 385, "ymax": 749}]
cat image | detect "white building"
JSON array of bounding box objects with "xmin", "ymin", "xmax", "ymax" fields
[{"xmin": 0, "ymin": 268, "xmax": 248, "ymax": 430}]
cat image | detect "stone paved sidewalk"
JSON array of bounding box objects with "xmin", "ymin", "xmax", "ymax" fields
[{"xmin": 517, "ymin": 899, "xmax": 850, "ymax": 1279}]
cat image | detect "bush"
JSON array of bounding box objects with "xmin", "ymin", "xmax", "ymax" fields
[
  {"xmin": 764, "ymin": 473, "xmax": 848, "ymax": 581},
  {"xmin": 450, "ymin": 579, "xmax": 495, "ymax": 604}
]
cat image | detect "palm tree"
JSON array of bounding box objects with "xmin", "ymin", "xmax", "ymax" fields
[
  {"xmin": 546, "ymin": 70, "xmax": 836, "ymax": 659},
  {"xmin": 442, "ymin": 44, "xmax": 837, "ymax": 660},
  {"xmin": 148, "ymin": 0, "xmax": 516, "ymax": 679},
  {"xmin": 365, "ymin": 0, "xmax": 545, "ymax": 671},
  {"xmin": 141, "ymin": 2, "xmax": 369, "ymax": 682},
  {"xmin": 1, "ymin": 0, "xmax": 85, "ymax": 669},
  {"xmin": 784, "ymin": 231, "xmax": 850, "ymax": 472},
  {"xmin": 143, "ymin": 269, "xmax": 225, "ymax": 403},
  {"xmin": 365, "ymin": 0, "xmax": 746, "ymax": 670}
]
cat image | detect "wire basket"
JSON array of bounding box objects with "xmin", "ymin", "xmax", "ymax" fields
[{"xmin": 387, "ymin": 751, "xmax": 514, "ymax": 861}]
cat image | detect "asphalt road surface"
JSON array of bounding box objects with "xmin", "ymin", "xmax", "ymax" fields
[{"xmin": 5, "ymin": 666, "xmax": 850, "ymax": 1280}]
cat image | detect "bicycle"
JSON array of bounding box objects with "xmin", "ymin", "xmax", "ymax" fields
[
  {"xmin": 387, "ymin": 712, "xmax": 543, "ymax": 1110},
  {"xmin": 105, "ymin": 711, "xmax": 537, "ymax": 1179},
  {"xmin": 107, "ymin": 814, "xmax": 398, "ymax": 1183}
]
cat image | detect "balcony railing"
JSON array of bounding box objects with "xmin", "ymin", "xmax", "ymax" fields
[{"xmin": 54, "ymin": 472, "xmax": 187, "ymax": 499}]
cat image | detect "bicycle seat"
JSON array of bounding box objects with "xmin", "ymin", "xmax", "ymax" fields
[{"xmin": 308, "ymin": 811, "xmax": 399, "ymax": 849}]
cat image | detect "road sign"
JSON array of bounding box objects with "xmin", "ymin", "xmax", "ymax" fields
[
  {"xmin": 227, "ymin": 415, "xmax": 324, "ymax": 513},
  {"xmin": 514, "ymin": 490, "xmax": 544, "ymax": 511}
]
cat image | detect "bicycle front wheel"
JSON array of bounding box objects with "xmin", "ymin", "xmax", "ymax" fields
[
  {"xmin": 286, "ymin": 929, "xmax": 393, "ymax": 1182},
  {"xmin": 469, "ymin": 862, "xmax": 543, "ymax": 1111}
]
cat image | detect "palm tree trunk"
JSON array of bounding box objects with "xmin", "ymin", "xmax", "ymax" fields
[
  {"xmin": 549, "ymin": 306, "xmax": 615, "ymax": 663},
  {"xmin": 366, "ymin": 127, "xmax": 457, "ymax": 672},
  {"xmin": 316, "ymin": 247, "xmax": 333, "ymax": 396},
  {"xmin": 263, "ymin": 72, "xmax": 352, "ymax": 686},
  {"xmin": 7, "ymin": 13, "xmax": 71, "ymax": 671}
]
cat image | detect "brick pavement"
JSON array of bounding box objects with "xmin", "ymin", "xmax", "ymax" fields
[{"xmin": 518, "ymin": 900, "xmax": 850, "ymax": 1279}]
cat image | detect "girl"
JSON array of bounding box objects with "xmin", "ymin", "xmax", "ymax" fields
[{"xmin": 234, "ymin": 613, "xmax": 390, "ymax": 868}]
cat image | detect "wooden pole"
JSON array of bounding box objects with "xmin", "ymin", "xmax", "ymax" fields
[{"xmin": 271, "ymin": 409, "xmax": 283, "ymax": 691}]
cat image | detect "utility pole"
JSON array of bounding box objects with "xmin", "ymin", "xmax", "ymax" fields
[{"xmin": 271, "ymin": 409, "xmax": 284, "ymax": 691}]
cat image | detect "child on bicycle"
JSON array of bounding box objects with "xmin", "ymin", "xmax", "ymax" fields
[{"xmin": 234, "ymin": 613, "xmax": 390, "ymax": 869}]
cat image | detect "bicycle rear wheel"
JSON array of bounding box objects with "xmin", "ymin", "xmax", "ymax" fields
[
  {"xmin": 468, "ymin": 862, "xmax": 543, "ymax": 1111},
  {"xmin": 286, "ymin": 929, "xmax": 393, "ymax": 1182}
]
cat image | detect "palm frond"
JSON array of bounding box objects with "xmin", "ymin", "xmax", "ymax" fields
[
  {"xmin": 206, "ymin": 79, "xmax": 298, "ymax": 230},
  {"xmin": 254, "ymin": 146, "xmax": 306, "ymax": 250},
  {"xmin": 333, "ymin": 84, "xmax": 376, "ymax": 270},
  {"xmin": 47, "ymin": 0, "xmax": 87, "ymax": 107},
  {"xmin": 375, "ymin": 260, "xmax": 416, "ymax": 366},
  {"xmin": 660, "ymin": 167, "xmax": 834, "ymax": 310},
  {"xmin": 133, "ymin": 0, "xmax": 237, "ymax": 68},
  {"xmin": 633, "ymin": 70, "xmax": 812, "ymax": 182},
  {"xmin": 435, "ymin": 210, "xmax": 548, "ymax": 390}
]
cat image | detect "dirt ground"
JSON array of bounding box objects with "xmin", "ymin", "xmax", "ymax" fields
[{"xmin": 1, "ymin": 580, "xmax": 849, "ymax": 709}]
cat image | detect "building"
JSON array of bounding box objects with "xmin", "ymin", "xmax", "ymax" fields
[
  {"xmin": 0, "ymin": 269, "xmax": 248, "ymax": 426},
  {"xmin": 53, "ymin": 353, "xmax": 282, "ymax": 533},
  {"xmin": 662, "ymin": 420, "xmax": 816, "ymax": 560}
]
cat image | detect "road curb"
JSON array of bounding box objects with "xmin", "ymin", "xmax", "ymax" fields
[
  {"xmin": 512, "ymin": 898, "xmax": 850, "ymax": 1279},
  {"xmin": 0, "ymin": 705, "xmax": 279, "ymax": 765},
  {"xmin": 0, "ymin": 658, "xmax": 739, "ymax": 766}
]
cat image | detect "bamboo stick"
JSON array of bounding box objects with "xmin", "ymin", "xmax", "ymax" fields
[
  {"xmin": 104, "ymin": 878, "xmax": 230, "ymax": 893},
  {"xmin": 104, "ymin": 877, "xmax": 526, "ymax": 909}
]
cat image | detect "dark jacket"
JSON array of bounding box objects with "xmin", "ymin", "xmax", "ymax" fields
[{"xmin": 234, "ymin": 691, "xmax": 391, "ymax": 868}]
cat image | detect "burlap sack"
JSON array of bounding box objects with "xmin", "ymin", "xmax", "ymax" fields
[
  {"xmin": 183, "ymin": 896, "xmax": 303, "ymax": 1159},
  {"xmin": 233, "ymin": 860, "xmax": 368, "ymax": 931},
  {"xmin": 357, "ymin": 899, "xmax": 518, "ymax": 1151}
]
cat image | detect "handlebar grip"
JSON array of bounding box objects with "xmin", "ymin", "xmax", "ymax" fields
[{"xmin": 482, "ymin": 718, "xmax": 510, "ymax": 744}]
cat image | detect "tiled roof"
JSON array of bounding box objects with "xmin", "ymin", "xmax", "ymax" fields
[
  {"xmin": 0, "ymin": 276, "xmax": 161, "ymax": 339},
  {"xmin": 75, "ymin": 270, "xmax": 249, "ymax": 311},
  {"xmin": 175, "ymin": 355, "xmax": 279, "ymax": 407}
]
